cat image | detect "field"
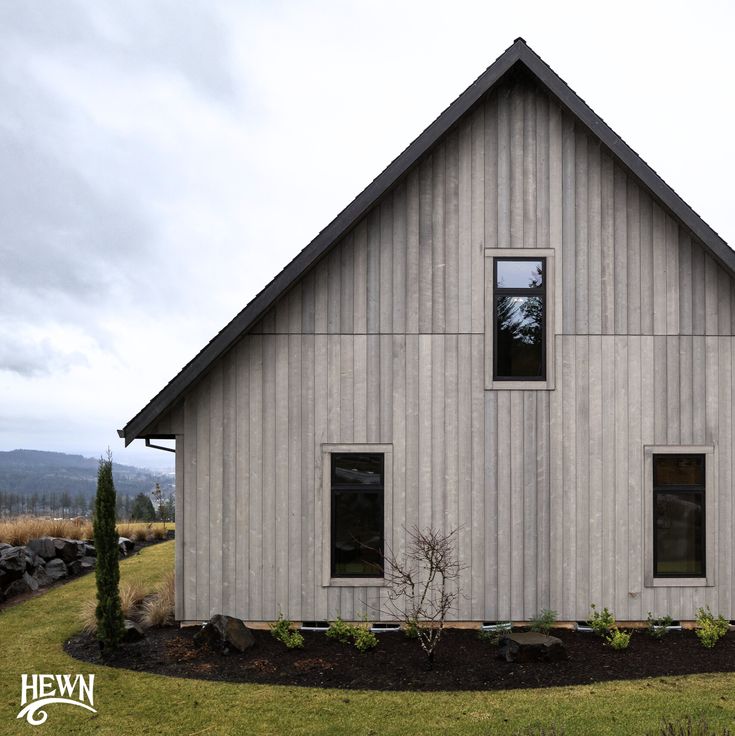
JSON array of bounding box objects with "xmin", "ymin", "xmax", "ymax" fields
[{"xmin": 2, "ymin": 542, "xmax": 735, "ymax": 735}]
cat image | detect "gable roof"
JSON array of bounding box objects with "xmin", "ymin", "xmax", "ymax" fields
[{"xmin": 120, "ymin": 37, "xmax": 734, "ymax": 445}]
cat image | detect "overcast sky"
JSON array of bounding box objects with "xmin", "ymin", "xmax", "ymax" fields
[{"xmin": 1, "ymin": 0, "xmax": 733, "ymax": 471}]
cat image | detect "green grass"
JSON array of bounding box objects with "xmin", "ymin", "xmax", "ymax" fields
[{"xmin": 2, "ymin": 542, "xmax": 735, "ymax": 735}]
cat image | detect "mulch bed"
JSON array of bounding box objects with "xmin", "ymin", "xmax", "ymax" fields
[{"xmin": 64, "ymin": 626, "xmax": 735, "ymax": 691}]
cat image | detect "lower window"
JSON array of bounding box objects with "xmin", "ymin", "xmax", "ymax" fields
[
  {"xmin": 331, "ymin": 453, "xmax": 384, "ymax": 578},
  {"xmin": 653, "ymin": 454, "xmax": 705, "ymax": 578}
]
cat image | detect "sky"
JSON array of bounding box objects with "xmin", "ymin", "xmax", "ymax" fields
[{"xmin": 1, "ymin": 0, "xmax": 733, "ymax": 471}]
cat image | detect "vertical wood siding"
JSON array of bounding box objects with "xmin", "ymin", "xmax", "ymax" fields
[{"xmin": 164, "ymin": 77, "xmax": 735, "ymax": 622}]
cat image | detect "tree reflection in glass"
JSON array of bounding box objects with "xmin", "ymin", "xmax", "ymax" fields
[{"xmin": 496, "ymin": 294, "xmax": 544, "ymax": 377}]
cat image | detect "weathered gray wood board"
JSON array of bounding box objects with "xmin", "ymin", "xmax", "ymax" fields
[{"xmin": 150, "ymin": 78, "xmax": 735, "ymax": 623}]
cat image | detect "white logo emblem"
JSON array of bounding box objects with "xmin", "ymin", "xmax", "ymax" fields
[{"xmin": 17, "ymin": 674, "xmax": 97, "ymax": 726}]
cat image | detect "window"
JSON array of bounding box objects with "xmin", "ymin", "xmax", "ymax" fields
[
  {"xmin": 653, "ymin": 454, "xmax": 705, "ymax": 578},
  {"xmin": 330, "ymin": 453, "xmax": 384, "ymax": 578},
  {"xmin": 484, "ymin": 249, "xmax": 554, "ymax": 390},
  {"xmin": 644, "ymin": 446, "xmax": 714, "ymax": 588},
  {"xmin": 494, "ymin": 258, "xmax": 546, "ymax": 380}
]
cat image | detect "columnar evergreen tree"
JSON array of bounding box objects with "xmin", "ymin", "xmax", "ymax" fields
[{"xmin": 93, "ymin": 452, "xmax": 125, "ymax": 650}]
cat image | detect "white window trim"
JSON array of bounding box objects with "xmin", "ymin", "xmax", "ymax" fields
[
  {"xmin": 320, "ymin": 443, "xmax": 392, "ymax": 588},
  {"xmin": 643, "ymin": 445, "xmax": 716, "ymax": 588},
  {"xmin": 484, "ymin": 248, "xmax": 555, "ymax": 391}
]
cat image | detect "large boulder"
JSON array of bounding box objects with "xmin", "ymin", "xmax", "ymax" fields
[
  {"xmin": 0, "ymin": 542, "xmax": 12, "ymax": 553},
  {"xmin": 22, "ymin": 548, "xmax": 42, "ymax": 573},
  {"xmin": 53, "ymin": 538, "xmax": 80, "ymax": 563},
  {"xmin": 27, "ymin": 537, "xmax": 57, "ymax": 560},
  {"xmin": 83, "ymin": 543, "xmax": 96, "ymax": 558},
  {"xmin": 497, "ymin": 632, "xmax": 567, "ymax": 663},
  {"xmin": 194, "ymin": 614, "xmax": 255, "ymax": 653},
  {"xmin": 66, "ymin": 560, "xmax": 82, "ymax": 576},
  {"xmin": 118, "ymin": 537, "xmax": 135, "ymax": 555},
  {"xmin": 0, "ymin": 547, "xmax": 28, "ymax": 579},
  {"xmin": 4, "ymin": 571, "xmax": 39, "ymax": 598},
  {"xmin": 45, "ymin": 558, "xmax": 68, "ymax": 581},
  {"xmin": 80, "ymin": 556, "xmax": 96, "ymax": 572},
  {"xmin": 122, "ymin": 620, "xmax": 145, "ymax": 643},
  {"xmin": 33, "ymin": 566, "xmax": 52, "ymax": 588}
]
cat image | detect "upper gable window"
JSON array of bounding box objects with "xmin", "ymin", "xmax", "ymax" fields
[{"xmin": 494, "ymin": 258, "xmax": 546, "ymax": 381}]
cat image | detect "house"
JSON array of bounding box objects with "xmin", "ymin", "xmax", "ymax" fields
[{"xmin": 120, "ymin": 39, "xmax": 735, "ymax": 625}]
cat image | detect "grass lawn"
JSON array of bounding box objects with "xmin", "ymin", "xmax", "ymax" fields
[{"xmin": 2, "ymin": 542, "xmax": 735, "ymax": 736}]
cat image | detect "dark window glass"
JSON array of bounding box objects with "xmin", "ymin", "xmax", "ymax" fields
[
  {"xmin": 331, "ymin": 453, "xmax": 384, "ymax": 578},
  {"xmin": 653, "ymin": 454, "xmax": 705, "ymax": 578},
  {"xmin": 494, "ymin": 258, "xmax": 545, "ymax": 380}
]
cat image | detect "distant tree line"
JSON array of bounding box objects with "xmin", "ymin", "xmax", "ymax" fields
[{"xmin": 0, "ymin": 487, "xmax": 175, "ymax": 521}]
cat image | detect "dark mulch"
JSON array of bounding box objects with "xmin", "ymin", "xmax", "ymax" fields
[{"xmin": 64, "ymin": 626, "xmax": 735, "ymax": 691}]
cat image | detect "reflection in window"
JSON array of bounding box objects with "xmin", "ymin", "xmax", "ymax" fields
[
  {"xmin": 331, "ymin": 453, "xmax": 384, "ymax": 577},
  {"xmin": 653, "ymin": 454, "xmax": 705, "ymax": 578},
  {"xmin": 494, "ymin": 259, "xmax": 545, "ymax": 380}
]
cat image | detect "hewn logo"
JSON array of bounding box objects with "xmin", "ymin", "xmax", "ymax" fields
[{"xmin": 17, "ymin": 674, "xmax": 96, "ymax": 726}]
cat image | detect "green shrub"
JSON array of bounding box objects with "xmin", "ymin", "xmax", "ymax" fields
[
  {"xmin": 269, "ymin": 614, "xmax": 304, "ymax": 649},
  {"xmin": 695, "ymin": 606, "xmax": 729, "ymax": 649},
  {"xmin": 587, "ymin": 604, "xmax": 616, "ymax": 637},
  {"xmin": 529, "ymin": 609, "xmax": 558, "ymax": 635},
  {"xmin": 646, "ymin": 612, "xmax": 674, "ymax": 640},
  {"xmin": 353, "ymin": 626, "xmax": 378, "ymax": 653},
  {"xmin": 605, "ymin": 628, "xmax": 632, "ymax": 650},
  {"xmin": 404, "ymin": 618, "xmax": 419, "ymax": 639},
  {"xmin": 325, "ymin": 617, "xmax": 353, "ymax": 644},
  {"xmin": 325, "ymin": 617, "xmax": 378, "ymax": 653},
  {"xmin": 478, "ymin": 623, "xmax": 511, "ymax": 645}
]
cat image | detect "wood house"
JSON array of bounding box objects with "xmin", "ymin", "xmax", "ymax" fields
[{"xmin": 121, "ymin": 39, "xmax": 735, "ymax": 625}]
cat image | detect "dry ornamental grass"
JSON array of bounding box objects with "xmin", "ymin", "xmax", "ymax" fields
[{"xmin": 0, "ymin": 516, "xmax": 171, "ymax": 545}]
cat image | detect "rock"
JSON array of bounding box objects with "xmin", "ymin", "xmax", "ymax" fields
[
  {"xmin": 0, "ymin": 547, "xmax": 28, "ymax": 578},
  {"xmin": 83, "ymin": 543, "xmax": 96, "ymax": 558},
  {"xmin": 33, "ymin": 566, "xmax": 52, "ymax": 588},
  {"xmin": 27, "ymin": 537, "xmax": 57, "ymax": 560},
  {"xmin": 497, "ymin": 632, "xmax": 567, "ymax": 663},
  {"xmin": 22, "ymin": 548, "xmax": 42, "ymax": 572},
  {"xmin": 53, "ymin": 538, "xmax": 80, "ymax": 563},
  {"xmin": 66, "ymin": 560, "xmax": 82, "ymax": 576},
  {"xmin": 122, "ymin": 620, "xmax": 145, "ymax": 642},
  {"xmin": 118, "ymin": 537, "xmax": 135, "ymax": 555},
  {"xmin": 4, "ymin": 571, "xmax": 39, "ymax": 598},
  {"xmin": 193, "ymin": 614, "xmax": 255, "ymax": 653},
  {"xmin": 80, "ymin": 556, "xmax": 96, "ymax": 572},
  {"xmin": 0, "ymin": 542, "xmax": 12, "ymax": 553},
  {"xmin": 45, "ymin": 558, "xmax": 68, "ymax": 581}
]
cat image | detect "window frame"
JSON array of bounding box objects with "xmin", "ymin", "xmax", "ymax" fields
[
  {"xmin": 321, "ymin": 444, "xmax": 392, "ymax": 587},
  {"xmin": 643, "ymin": 445, "xmax": 716, "ymax": 588},
  {"xmin": 484, "ymin": 248, "xmax": 555, "ymax": 391},
  {"xmin": 492, "ymin": 257, "xmax": 547, "ymax": 382}
]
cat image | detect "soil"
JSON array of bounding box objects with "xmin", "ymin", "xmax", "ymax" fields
[{"xmin": 64, "ymin": 625, "xmax": 735, "ymax": 691}]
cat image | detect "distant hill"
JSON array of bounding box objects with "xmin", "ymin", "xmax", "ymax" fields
[{"xmin": 0, "ymin": 449, "xmax": 175, "ymax": 499}]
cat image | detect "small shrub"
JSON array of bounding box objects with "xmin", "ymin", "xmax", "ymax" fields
[
  {"xmin": 529, "ymin": 609, "xmax": 558, "ymax": 635},
  {"xmin": 477, "ymin": 624, "xmax": 513, "ymax": 647},
  {"xmin": 404, "ymin": 618, "xmax": 419, "ymax": 639},
  {"xmin": 605, "ymin": 628, "xmax": 632, "ymax": 650},
  {"xmin": 326, "ymin": 617, "xmax": 354, "ymax": 644},
  {"xmin": 140, "ymin": 572, "xmax": 175, "ymax": 628},
  {"xmin": 352, "ymin": 626, "xmax": 378, "ymax": 653},
  {"xmin": 695, "ymin": 606, "xmax": 729, "ymax": 649},
  {"xmin": 269, "ymin": 614, "xmax": 304, "ymax": 649},
  {"xmin": 326, "ymin": 617, "xmax": 378, "ymax": 652},
  {"xmin": 587, "ymin": 604, "xmax": 616, "ymax": 637},
  {"xmin": 646, "ymin": 612, "xmax": 674, "ymax": 640}
]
